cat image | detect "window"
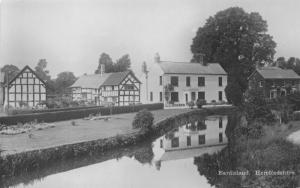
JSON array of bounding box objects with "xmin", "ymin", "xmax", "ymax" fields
[
  {"xmin": 159, "ymin": 76, "xmax": 162, "ymax": 86},
  {"xmin": 150, "ymin": 92, "xmax": 153, "ymax": 101},
  {"xmin": 187, "ymin": 136, "xmax": 191, "ymax": 146},
  {"xmin": 199, "ymin": 135, "xmax": 205, "ymax": 145},
  {"xmin": 171, "ymin": 137, "xmax": 179, "ymax": 148},
  {"xmin": 197, "ymin": 121, "xmax": 206, "ymax": 130},
  {"xmin": 171, "ymin": 76, "xmax": 178, "ymax": 87},
  {"xmin": 160, "ymin": 139, "xmax": 163, "ymax": 148},
  {"xmin": 198, "ymin": 92, "xmax": 205, "ymax": 100},
  {"xmin": 198, "ymin": 77, "xmax": 205, "ymax": 86},
  {"xmin": 171, "ymin": 92, "xmax": 179, "ymax": 102},
  {"xmin": 218, "ymin": 91, "xmax": 223, "ymax": 101},
  {"xmin": 259, "ymin": 81, "xmax": 263, "ymax": 87},
  {"xmin": 219, "ymin": 77, "xmax": 222, "ymax": 86},
  {"xmin": 159, "ymin": 92, "xmax": 162, "ymax": 102},
  {"xmin": 185, "ymin": 93, "xmax": 188, "ymax": 103},
  {"xmin": 124, "ymin": 85, "xmax": 134, "ymax": 90},
  {"xmin": 186, "ymin": 77, "xmax": 190, "ymax": 87},
  {"xmin": 219, "ymin": 133, "xmax": 223, "ymax": 143},
  {"xmin": 191, "ymin": 92, "xmax": 196, "ymax": 101},
  {"xmin": 219, "ymin": 118, "xmax": 223, "ymax": 128}
]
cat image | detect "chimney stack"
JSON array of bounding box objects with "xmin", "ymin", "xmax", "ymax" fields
[
  {"xmin": 100, "ymin": 64, "xmax": 105, "ymax": 76},
  {"xmin": 154, "ymin": 53, "xmax": 160, "ymax": 63},
  {"xmin": 195, "ymin": 53, "xmax": 206, "ymax": 65}
]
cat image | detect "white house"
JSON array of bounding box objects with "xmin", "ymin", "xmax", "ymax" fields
[
  {"xmin": 70, "ymin": 70, "xmax": 141, "ymax": 106},
  {"xmin": 146, "ymin": 54, "xmax": 227, "ymax": 107},
  {"xmin": 153, "ymin": 115, "xmax": 228, "ymax": 163},
  {"xmin": 2, "ymin": 65, "xmax": 47, "ymax": 108}
]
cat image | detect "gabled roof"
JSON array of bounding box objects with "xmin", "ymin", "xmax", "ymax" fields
[
  {"xmin": 70, "ymin": 70, "xmax": 141, "ymax": 89},
  {"xmin": 8, "ymin": 65, "xmax": 47, "ymax": 87},
  {"xmin": 70, "ymin": 73, "xmax": 111, "ymax": 89},
  {"xmin": 255, "ymin": 67, "xmax": 300, "ymax": 79},
  {"xmin": 157, "ymin": 61, "xmax": 227, "ymax": 75}
]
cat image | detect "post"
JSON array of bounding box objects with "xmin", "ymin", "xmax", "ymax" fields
[{"xmin": 6, "ymin": 72, "xmax": 9, "ymax": 111}]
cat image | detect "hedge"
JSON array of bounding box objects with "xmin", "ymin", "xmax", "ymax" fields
[{"xmin": 0, "ymin": 103, "xmax": 163, "ymax": 126}]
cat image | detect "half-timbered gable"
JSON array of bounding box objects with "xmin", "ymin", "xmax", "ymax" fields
[
  {"xmin": 70, "ymin": 71, "xmax": 141, "ymax": 106},
  {"xmin": 4, "ymin": 65, "xmax": 47, "ymax": 108}
]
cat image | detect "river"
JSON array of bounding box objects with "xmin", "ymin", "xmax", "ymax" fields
[{"xmin": 6, "ymin": 115, "xmax": 229, "ymax": 188}]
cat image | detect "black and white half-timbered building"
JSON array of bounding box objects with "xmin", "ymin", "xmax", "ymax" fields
[
  {"xmin": 3, "ymin": 65, "xmax": 47, "ymax": 108},
  {"xmin": 70, "ymin": 70, "xmax": 141, "ymax": 106}
]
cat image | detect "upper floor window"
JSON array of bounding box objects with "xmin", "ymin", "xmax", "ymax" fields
[
  {"xmin": 171, "ymin": 76, "xmax": 179, "ymax": 87},
  {"xmin": 219, "ymin": 77, "xmax": 222, "ymax": 86},
  {"xmin": 186, "ymin": 77, "xmax": 190, "ymax": 87},
  {"xmin": 159, "ymin": 76, "xmax": 162, "ymax": 86},
  {"xmin": 150, "ymin": 92, "xmax": 153, "ymax": 101},
  {"xmin": 198, "ymin": 77, "xmax": 205, "ymax": 87},
  {"xmin": 124, "ymin": 85, "xmax": 134, "ymax": 90},
  {"xmin": 259, "ymin": 81, "xmax": 263, "ymax": 87}
]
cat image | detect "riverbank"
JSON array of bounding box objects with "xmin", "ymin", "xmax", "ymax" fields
[{"xmin": 0, "ymin": 106, "xmax": 237, "ymax": 181}]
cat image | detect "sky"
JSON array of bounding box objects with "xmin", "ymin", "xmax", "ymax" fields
[{"xmin": 0, "ymin": 0, "xmax": 299, "ymax": 78}]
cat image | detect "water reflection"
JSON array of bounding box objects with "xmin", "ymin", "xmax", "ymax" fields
[{"xmin": 5, "ymin": 115, "xmax": 229, "ymax": 188}]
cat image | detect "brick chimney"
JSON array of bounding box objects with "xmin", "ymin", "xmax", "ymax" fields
[
  {"xmin": 195, "ymin": 53, "xmax": 206, "ymax": 65},
  {"xmin": 100, "ymin": 64, "xmax": 105, "ymax": 76}
]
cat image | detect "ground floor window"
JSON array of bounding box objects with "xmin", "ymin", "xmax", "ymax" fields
[
  {"xmin": 219, "ymin": 133, "xmax": 223, "ymax": 143},
  {"xmin": 171, "ymin": 92, "xmax": 179, "ymax": 102},
  {"xmin": 199, "ymin": 135, "xmax": 205, "ymax": 145},
  {"xmin": 187, "ymin": 136, "xmax": 191, "ymax": 146},
  {"xmin": 191, "ymin": 92, "xmax": 196, "ymax": 101},
  {"xmin": 270, "ymin": 90, "xmax": 276, "ymax": 99},
  {"xmin": 150, "ymin": 92, "xmax": 153, "ymax": 101},
  {"xmin": 218, "ymin": 91, "xmax": 223, "ymax": 101},
  {"xmin": 159, "ymin": 92, "xmax": 162, "ymax": 102},
  {"xmin": 198, "ymin": 92, "xmax": 205, "ymax": 100}
]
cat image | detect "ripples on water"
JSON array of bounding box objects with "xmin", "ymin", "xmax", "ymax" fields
[{"xmin": 8, "ymin": 115, "xmax": 229, "ymax": 188}]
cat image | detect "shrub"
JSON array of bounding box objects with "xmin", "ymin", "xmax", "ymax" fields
[
  {"xmin": 132, "ymin": 109, "xmax": 154, "ymax": 130},
  {"xmin": 196, "ymin": 99, "xmax": 206, "ymax": 108},
  {"xmin": 293, "ymin": 111, "xmax": 300, "ymax": 121},
  {"xmin": 187, "ymin": 101, "xmax": 195, "ymax": 109}
]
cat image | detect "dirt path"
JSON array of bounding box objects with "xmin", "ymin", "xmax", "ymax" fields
[{"xmin": 0, "ymin": 109, "xmax": 190, "ymax": 155}]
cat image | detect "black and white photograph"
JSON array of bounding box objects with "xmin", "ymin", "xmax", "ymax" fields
[{"xmin": 0, "ymin": 0, "xmax": 300, "ymax": 187}]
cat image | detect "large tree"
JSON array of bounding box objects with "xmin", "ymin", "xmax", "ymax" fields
[
  {"xmin": 0, "ymin": 64, "xmax": 20, "ymax": 84},
  {"xmin": 114, "ymin": 54, "xmax": 131, "ymax": 72},
  {"xmin": 53, "ymin": 71, "xmax": 77, "ymax": 95},
  {"xmin": 274, "ymin": 56, "xmax": 300, "ymax": 75},
  {"xmin": 95, "ymin": 53, "xmax": 114, "ymax": 73},
  {"xmin": 35, "ymin": 59, "xmax": 51, "ymax": 81},
  {"xmin": 95, "ymin": 53, "xmax": 131, "ymax": 73},
  {"xmin": 191, "ymin": 7, "xmax": 276, "ymax": 105}
]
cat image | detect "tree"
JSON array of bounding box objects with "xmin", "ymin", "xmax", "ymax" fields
[
  {"xmin": 274, "ymin": 56, "xmax": 300, "ymax": 75},
  {"xmin": 114, "ymin": 54, "xmax": 131, "ymax": 72},
  {"xmin": 0, "ymin": 64, "xmax": 20, "ymax": 84},
  {"xmin": 54, "ymin": 71, "xmax": 77, "ymax": 95},
  {"xmin": 35, "ymin": 59, "xmax": 51, "ymax": 81},
  {"xmin": 95, "ymin": 53, "xmax": 131, "ymax": 73},
  {"xmin": 95, "ymin": 53, "xmax": 114, "ymax": 74},
  {"xmin": 191, "ymin": 7, "xmax": 276, "ymax": 105}
]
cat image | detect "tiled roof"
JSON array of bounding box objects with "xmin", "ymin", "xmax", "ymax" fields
[
  {"xmin": 102, "ymin": 71, "xmax": 130, "ymax": 86},
  {"xmin": 70, "ymin": 71, "xmax": 140, "ymax": 88},
  {"xmin": 257, "ymin": 67, "xmax": 300, "ymax": 79},
  {"xmin": 70, "ymin": 73, "xmax": 111, "ymax": 89},
  {"xmin": 157, "ymin": 61, "xmax": 227, "ymax": 75}
]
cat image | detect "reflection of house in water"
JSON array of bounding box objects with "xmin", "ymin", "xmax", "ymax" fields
[{"xmin": 155, "ymin": 115, "xmax": 228, "ymax": 163}]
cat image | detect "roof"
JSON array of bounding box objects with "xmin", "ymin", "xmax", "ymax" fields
[
  {"xmin": 8, "ymin": 65, "xmax": 47, "ymax": 87},
  {"xmin": 70, "ymin": 70, "xmax": 141, "ymax": 88},
  {"xmin": 256, "ymin": 67, "xmax": 300, "ymax": 79},
  {"xmin": 70, "ymin": 73, "xmax": 111, "ymax": 89},
  {"xmin": 157, "ymin": 61, "xmax": 227, "ymax": 75}
]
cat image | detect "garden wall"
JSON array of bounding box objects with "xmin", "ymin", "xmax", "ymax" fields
[{"xmin": 0, "ymin": 103, "xmax": 163, "ymax": 125}]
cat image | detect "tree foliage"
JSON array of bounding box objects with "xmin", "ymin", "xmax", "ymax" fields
[
  {"xmin": 35, "ymin": 59, "xmax": 51, "ymax": 81},
  {"xmin": 95, "ymin": 53, "xmax": 131, "ymax": 73},
  {"xmin": 53, "ymin": 71, "xmax": 77, "ymax": 95},
  {"xmin": 272, "ymin": 56, "xmax": 300, "ymax": 75},
  {"xmin": 0, "ymin": 64, "xmax": 20, "ymax": 84},
  {"xmin": 191, "ymin": 7, "xmax": 276, "ymax": 105}
]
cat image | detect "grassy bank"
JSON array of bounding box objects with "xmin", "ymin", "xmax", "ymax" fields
[{"xmin": 0, "ymin": 106, "xmax": 237, "ymax": 186}]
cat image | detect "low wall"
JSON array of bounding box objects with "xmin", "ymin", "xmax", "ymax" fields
[
  {"xmin": 0, "ymin": 103, "xmax": 163, "ymax": 125},
  {"xmin": 0, "ymin": 106, "xmax": 237, "ymax": 186}
]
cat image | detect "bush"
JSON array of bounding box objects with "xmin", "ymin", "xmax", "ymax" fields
[
  {"xmin": 132, "ymin": 109, "xmax": 154, "ymax": 130},
  {"xmin": 187, "ymin": 101, "xmax": 195, "ymax": 109},
  {"xmin": 196, "ymin": 99, "xmax": 206, "ymax": 108},
  {"xmin": 293, "ymin": 111, "xmax": 300, "ymax": 121}
]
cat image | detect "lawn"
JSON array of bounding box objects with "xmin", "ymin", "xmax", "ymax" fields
[{"xmin": 0, "ymin": 109, "xmax": 190, "ymax": 155}]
